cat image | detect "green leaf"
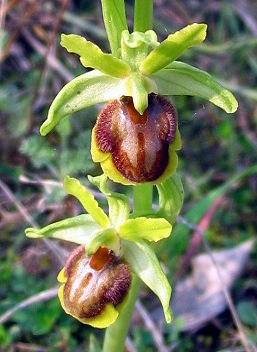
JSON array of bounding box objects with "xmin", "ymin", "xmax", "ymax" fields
[
  {"xmin": 133, "ymin": 0, "xmax": 153, "ymax": 32},
  {"xmin": 140, "ymin": 23, "xmax": 207, "ymax": 75},
  {"xmin": 25, "ymin": 214, "xmax": 101, "ymax": 245},
  {"xmin": 61, "ymin": 34, "xmax": 130, "ymax": 78},
  {"xmin": 118, "ymin": 217, "xmax": 171, "ymax": 242},
  {"xmin": 152, "ymin": 61, "xmax": 238, "ymax": 113},
  {"xmin": 89, "ymin": 334, "xmax": 102, "ymax": 352},
  {"xmin": 13, "ymin": 299, "xmax": 61, "ymax": 336},
  {"xmin": 123, "ymin": 240, "xmax": 172, "ymax": 323},
  {"xmin": 88, "ymin": 174, "xmax": 130, "ymax": 227},
  {"xmin": 19, "ymin": 135, "xmax": 57, "ymax": 168},
  {"xmin": 237, "ymin": 301, "xmax": 257, "ymax": 327},
  {"xmin": 157, "ymin": 173, "xmax": 184, "ymax": 224},
  {"xmin": 64, "ymin": 176, "xmax": 110, "ymax": 228},
  {"xmin": 101, "ymin": 0, "xmax": 128, "ymax": 56},
  {"xmin": 40, "ymin": 70, "xmax": 124, "ymax": 136}
]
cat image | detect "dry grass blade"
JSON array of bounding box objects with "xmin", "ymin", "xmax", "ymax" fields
[
  {"xmin": 0, "ymin": 179, "xmax": 67, "ymax": 265},
  {"xmin": 21, "ymin": 28, "xmax": 73, "ymax": 82},
  {"xmin": 125, "ymin": 337, "xmax": 137, "ymax": 352},
  {"xmin": 0, "ymin": 1, "xmax": 37, "ymax": 63},
  {"xmin": 136, "ymin": 300, "xmax": 169, "ymax": 352}
]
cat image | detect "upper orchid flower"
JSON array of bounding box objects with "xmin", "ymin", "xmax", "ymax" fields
[{"xmin": 39, "ymin": 23, "xmax": 237, "ymax": 185}]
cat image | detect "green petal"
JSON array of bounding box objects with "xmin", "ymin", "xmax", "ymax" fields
[
  {"xmin": 140, "ymin": 23, "xmax": 207, "ymax": 75},
  {"xmin": 88, "ymin": 174, "xmax": 130, "ymax": 227},
  {"xmin": 152, "ymin": 61, "xmax": 238, "ymax": 113},
  {"xmin": 118, "ymin": 217, "xmax": 171, "ymax": 242},
  {"xmin": 123, "ymin": 240, "xmax": 172, "ymax": 323},
  {"xmin": 64, "ymin": 176, "xmax": 110, "ymax": 228},
  {"xmin": 40, "ymin": 70, "xmax": 124, "ymax": 136},
  {"xmin": 61, "ymin": 34, "xmax": 130, "ymax": 78},
  {"xmin": 25, "ymin": 214, "xmax": 101, "ymax": 245},
  {"xmin": 156, "ymin": 173, "xmax": 184, "ymax": 224}
]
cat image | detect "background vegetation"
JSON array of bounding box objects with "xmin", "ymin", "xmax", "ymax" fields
[{"xmin": 1, "ymin": 0, "xmax": 257, "ymax": 351}]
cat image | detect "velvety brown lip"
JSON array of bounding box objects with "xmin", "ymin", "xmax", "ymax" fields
[
  {"xmin": 95, "ymin": 94, "xmax": 177, "ymax": 182},
  {"xmin": 63, "ymin": 246, "xmax": 131, "ymax": 319}
]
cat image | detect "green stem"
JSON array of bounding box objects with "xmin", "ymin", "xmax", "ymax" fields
[
  {"xmin": 102, "ymin": 275, "xmax": 141, "ymax": 352},
  {"xmin": 134, "ymin": 0, "xmax": 153, "ymax": 32},
  {"xmin": 102, "ymin": 183, "xmax": 153, "ymax": 352},
  {"xmin": 133, "ymin": 183, "xmax": 153, "ymax": 215},
  {"xmin": 102, "ymin": 1, "xmax": 154, "ymax": 351},
  {"xmin": 101, "ymin": 0, "xmax": 128, "ymax": 56}
]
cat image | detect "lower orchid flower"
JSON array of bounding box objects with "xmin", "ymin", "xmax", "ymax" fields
[
  {"xmin": 58, "ymin": 245, "xmax": 131, "ymax": 328},
  {"xmin": 26, "ymin": 173, "xmax": 184, "ymax": 327}
]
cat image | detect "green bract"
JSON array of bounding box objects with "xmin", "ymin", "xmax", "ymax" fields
[
  {"xmin": 40, "ymin": 23, "xmax": 238, "ymax": 136},
  {"xmin": 26, "ymin": 173, "xmax": 183, "ymax": 324}
]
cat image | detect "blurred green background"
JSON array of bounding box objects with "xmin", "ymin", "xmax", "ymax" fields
[{"xmin": 0, "ymin": 1, "xmax": 257, "ymax": 351}]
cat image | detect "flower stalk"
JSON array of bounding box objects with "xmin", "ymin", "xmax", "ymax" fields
[
  {"xmin": 133, "ymin": 0, "xmax": 153, "ymax": 32},
  {"xmin": 102, "ymin": 3, "xmax": 154, "ymax": 350},
  {"xmin": 102, "ymin": 275, "xmax": 141, "ymax": 352}
]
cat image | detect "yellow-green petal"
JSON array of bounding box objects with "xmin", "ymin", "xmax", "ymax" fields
[
  {"xmin": 118, "ymin": 217, "xmax": 172, "ymax": 242},
  {"xmin": 140, "ymin": 23, "xmax": 207, "ymax": 75},
  {"xmin": 61, "ymin": 34, "xmax": 131, "ymax": 78},
  {"xmin": 64, "ymin": 176, "xmax": 110, "ymax": 228}
]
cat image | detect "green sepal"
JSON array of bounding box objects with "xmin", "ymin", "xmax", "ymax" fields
[
  {"xmin": 152, "ymin": 61, "xmax": 238, "ymax": 113},
  {"xmin": 64, "ymin": 176, "xmax": 110, "ymax": 228},
  {"xmin": 61, "ymin": 34, "xmax": 131, "ymax": 78},
  {"xmin": 118, "ymin": 217, "xmax": 171, "ymax": 242},
  {"xmin": 88, "ymin": 174, "xmax": 130, "ymax": 227},
  {"xmin": 40, "ymin": 70, "xmax": 124, "ymax": 136},
  {"xmin": 156, "ymin": 173, "xmax": 184, "ymax": 224},
  {"xmin": 25, "ymin": 214, "xmax": 101, "ymax": 245},
  {"xmin": 123, "ymin": 239, "xmax": 172, "ymax": 323},
  {"xmin": 140, "ymin": 23, "xmax": 207, "ymax": 75},
  {"xmin": 85, "ymin": 228, "xmax": 120, "ymax": 256}
]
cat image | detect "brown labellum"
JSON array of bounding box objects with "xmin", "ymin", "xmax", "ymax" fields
[
  {"xmin": 95, "ymin": 93, "xmax": 177, "ymax": 182},
  {"xmin": 63, "ymin": 246, "xmax": 131, "ymax": 319}
]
